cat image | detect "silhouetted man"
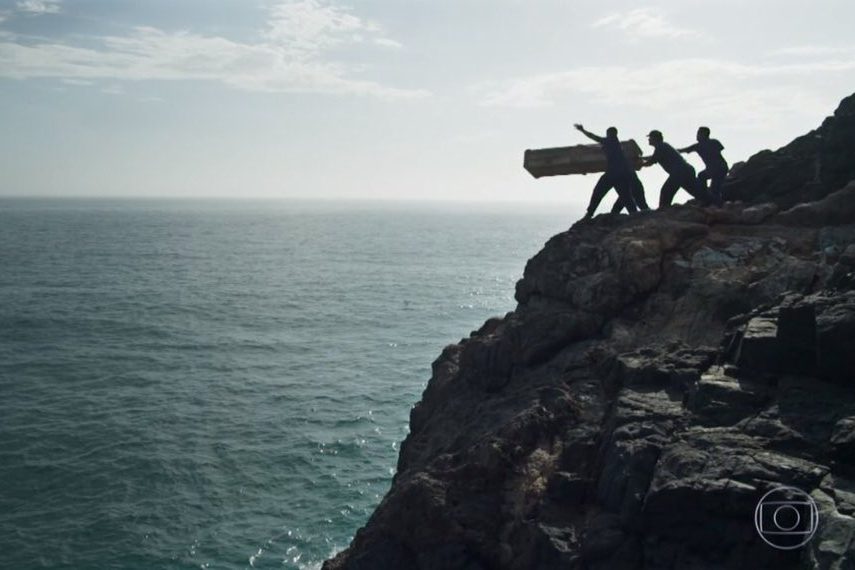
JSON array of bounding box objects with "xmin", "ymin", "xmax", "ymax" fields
[
  {"xmin": 679, "ymin": 127, "xmax": 728, "ymax": 205},
  {"xmin": 611, "ymin": 171, "xmax": 649, "ymax": 214},
  {"xmin": 574, "ymin": 124, "xmax": 638, "ymax": 218},
  {"xmin": 644, "ymin": 130, "xmax": 714, "ymax": 208}
]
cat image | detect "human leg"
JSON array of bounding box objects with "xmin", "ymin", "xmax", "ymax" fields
[
  {"xmin": 697, "ymin": 169, "xmax": 723, "ymax": 205},
  {"xmin": 659, "ymin": 176, "xmax": 680, "ymax": 208},
  {"xmin": 709, "ymin": 170, "xmax": 726, "ymax": 204},
  {"xmin": 585, "ymin": 173, "xmax": 615, "ymax": 218},
  {"xmin": 680, "ymin": 173, "xmax": 713, "ymax": 205},
  {"xmin": 631, "ymin": 173, "xmax": 649, "ymax": 210},
  {"xmin": 613, "ymin": 176, "xmax": 638, "ymax": 214}
]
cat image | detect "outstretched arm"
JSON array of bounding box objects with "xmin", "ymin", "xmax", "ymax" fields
[
  {"xmin": 574, "ymin": 123, "xmax": 605, "ymax": 144},
  {"xmin": 678, "ymin": 143, "xmax": 698, "ymax": 154}
]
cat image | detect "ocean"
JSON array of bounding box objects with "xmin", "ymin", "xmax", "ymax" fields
[{"xmin": 0, "ymin": 199, "xmax": 571, "ymax": 569}]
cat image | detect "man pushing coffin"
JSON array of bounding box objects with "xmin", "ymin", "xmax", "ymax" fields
[
  {"xmin": 573, "ymin": 124, "xmax": 650, "ymax": 219},
  {"xmin": 523, "ymin": 125, "xmax": 649, "ymax": 219},
  {"xmin": 523, "ymin": 124, "xmax": 721, "ymax": 219}
]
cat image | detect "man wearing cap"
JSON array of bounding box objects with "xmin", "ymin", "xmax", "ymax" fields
[
  {"xmin": 644, "ymin": 130, "xmax": 714, "ymax": 208},
  {"xmin": 574, "ymin": 124, "xmax": 639, "ymax": 218},
  {"xmin": 679, "ymin": 127, "xmax": 728, "ymax": 205}
]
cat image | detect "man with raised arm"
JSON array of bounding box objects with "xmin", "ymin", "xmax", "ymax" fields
[
  {"xmin": 574, "ymin": 124, "xmax": 639, "ymax": 219},
  {"xmin": 679, "ymin": 126, "xmax": 728, "ymax": 205},
  {"xmin": 644, "ymin": 130, "xmax": 714, "ymax": 208}
]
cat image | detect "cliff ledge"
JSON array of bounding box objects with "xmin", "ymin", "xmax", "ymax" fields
[{"xmin": 325, "ymin": 93, "xmax": 855, "ymax": 570}]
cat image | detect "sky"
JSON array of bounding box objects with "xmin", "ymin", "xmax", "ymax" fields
[{"xmin": 1, "ymin": 0, "xmax": 854, "ymax": 208}]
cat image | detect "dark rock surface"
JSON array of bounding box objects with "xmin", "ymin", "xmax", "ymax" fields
[
  {"xmin": 324, "ymin": 93, "xmax": 855, "ymax": 570},
  {"xmin": 723, "ymin": 93, "xmax": 855, "ymax": 209}
]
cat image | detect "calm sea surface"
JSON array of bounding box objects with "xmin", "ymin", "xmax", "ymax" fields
[{"xmin": 0, "ymin": 199, "xmax": 571, "ymax": 569}]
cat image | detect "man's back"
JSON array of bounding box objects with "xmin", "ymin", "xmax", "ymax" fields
[
  {"xmin": 601, "ymin": 136, "xmax": 631, "ymax": 175},
  {"xmin": 651, "ymin": 142, "xmax": 691, "ymax": 176},
  {"xmin": 688, "ymin": 139, "xmax": 727, "ymax": 169}
]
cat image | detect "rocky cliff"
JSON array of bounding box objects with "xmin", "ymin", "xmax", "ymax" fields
[
  {"xmin": 324, "ymin": 94, "xmax": 855, "ymax": 570},
  {"xmin": 724, "ymin": 92, "xmax": 855, "ymax": 209}
]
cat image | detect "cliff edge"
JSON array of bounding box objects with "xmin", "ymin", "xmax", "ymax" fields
[{"xmin": 324, "ymin": 93, "xmax": 855, "ymax": 570}]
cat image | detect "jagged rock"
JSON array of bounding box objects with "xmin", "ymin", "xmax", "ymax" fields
[
  {"xmin": 805, "ymin": 484, "xmax": 855, "ymax": 570},
  {"xmin": 735, "ymin": 316, "xmax": 781, "ymax": 371},
  {"xmin": 777, "ymin": 295, "xmax": 818, "ymax": 373},
  {"xmin": 740, "ymin": 202, "xmax": 780, "ymax": 224},
  {"xmin": 546, "ymin": 471, "xmax": 591, "ymax": 505},
  {"xmin": 604, "ymin": 343, "xmax": 716, "ymax": 394},
  {"xmin": 816, "ymin": 293, "xmax": 855, "ymax": 384},
  {"xmin": 830, "ymin": 418, "xmax": 855, "ymax": 463},
  {"xmin": 776, "ymin": 182, "xmax": 855, "ymax": 227},
  {"xmin": 724, "ymin": 93, "xmax": 855, "ymax": 209},
  {"xmin": 324, "ymin": 93, "xmax": 855, "ymax": 570},
  {"xmin": 687, "ymin": 367, "xmax": 769, "ymax": 426}
]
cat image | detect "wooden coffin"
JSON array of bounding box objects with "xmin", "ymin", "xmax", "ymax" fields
[{"xmin": 524, "ymin": 140, "xmax": 643, "ymax": 178}]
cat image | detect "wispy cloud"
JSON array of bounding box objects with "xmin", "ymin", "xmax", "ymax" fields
[
  {"xmin": 374, "ymin": 38, "xmax": 403, "ymax": 49},
  {"xmin": 477, "ymin": 57, "xmax": 855, "ymax": 125},
  {"xmin": 766, "ymin": 45, "xmax": 855, "ymax": 58},
  {"xmin": 60, "ymin": 78, "xmax": 93, "ymax": 86},
  {"xmin": 592, "ymin": 8, "xmax": 702, "ymax": 41},
  {"xmin": 0, "ymin": 0, "xmax": 426, "ymax": 99},
  {"xmin": 264, "ymin": 0, "xmax": 377, "ymax": 57},
  {"xmin": 16, "ymin": 0, "xmax": 61, "ymax": 15}
]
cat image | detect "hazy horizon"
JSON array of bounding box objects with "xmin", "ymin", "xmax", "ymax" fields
[{"xmin": 2, "ymin": 0, "xmax": 854, "ymax": 209}]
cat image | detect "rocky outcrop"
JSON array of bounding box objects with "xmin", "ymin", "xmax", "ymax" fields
[
  {"xmin": 723, "ymin": 93, "xmax": 855, "ymax": 209},
  {"xmin": 324, "ymin": 93, "xmax": 855, "ymax": 570}
]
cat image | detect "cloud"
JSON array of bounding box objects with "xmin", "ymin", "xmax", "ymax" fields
[
  {"xmin": 60, "ymin": 78, "xmax": 93, "ymax": 86},
  {"xmin": 265, "ymin": 0, "xmax": 376, "ymax": 56},
  {"xmin": 0, "ymin": 0, "xmax": 427, "ymax": 99},
  {"xmin": 16, "ymin": 0, "xmax": 61, "ymax": 15},
  {"xmin": 766, "ymin": 45, "xmax": 855, "ymax": 58},
  {"xmin": 592, "ymin": 8, "xmax": 703, "ymax": 41},
  {"xmin": 374, "ymin": 38, "xmax": 403, "ymax": 49},
  {"xmin": 478, "ymin": 57, "xmax": 855, "ymax": 125}
]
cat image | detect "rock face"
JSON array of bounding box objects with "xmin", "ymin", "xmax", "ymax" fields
[
  {"xmin": 723, "ymin": 93, "xmax": 855, "ymax": 209},
  {"xmin": 324, "ymin": 93, "xmax": 855, "ymax": 570}
]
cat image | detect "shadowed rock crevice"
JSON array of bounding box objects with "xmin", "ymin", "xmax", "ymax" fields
[{"xmin": 324, "ymin": 93, "xmax": 855, "ymax": 570}]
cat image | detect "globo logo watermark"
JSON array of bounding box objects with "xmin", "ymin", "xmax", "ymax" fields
[{"xmin": 754, "ymin": 486, "xmax": 819, "ymax": 550}]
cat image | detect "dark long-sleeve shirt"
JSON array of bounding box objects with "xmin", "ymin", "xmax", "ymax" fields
[
  {"xmin": 684, "ymin": 139, "xmax": 728, "ymax": 171},
  {"xmin": 602, "ymin": 136, "xmax": 631, "ymax": 176},
  {"xmin": 649, "ymin": 142, "xmax": 692, "ymax": 176}
]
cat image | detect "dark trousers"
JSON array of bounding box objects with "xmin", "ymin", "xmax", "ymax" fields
[
  {"xmin": 611, "ymin": 173, "xmax": 649, "ymax": 213},
  {"xmin": 659, "ymin": 166, "xmax": 713, "ymax": 208},
  {"xmin": 699, "ymin": 167, "xmax": 727, "ymax": 205},
  {"xmin": 586, "ymin": 171, "xmax": 638, "ymax": 217}
]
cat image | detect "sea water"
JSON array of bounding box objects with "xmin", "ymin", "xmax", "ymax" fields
[{"xmin": 0, "ymin": 199, "xmax": 571, "ymax": 569}]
